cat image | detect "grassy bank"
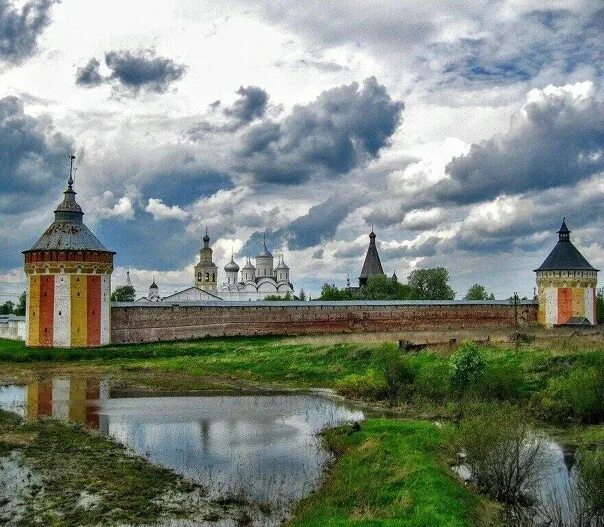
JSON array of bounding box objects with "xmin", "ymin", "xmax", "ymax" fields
[
  {"xmin": 3, "ymin": 334, "xmax": 603, "ymax": 423},
  {"xmin": 0, "ymin": 410, "xmax": 264, "ymax": 526},
  {"xmin": 290, "ymin": 419, "xmax": 496, "ymax": 527}
]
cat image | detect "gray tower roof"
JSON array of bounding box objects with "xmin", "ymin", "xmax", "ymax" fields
[
  {"xmin": 359, "ymin": 230, "xmax": 384, "ymax": 284},
  {"xmin": 242, "ymin": 257, "xmax": 255, "ymax": 270},
  {"xmin": 534, "ymin": 220, "xmax": 598, "ymax": 272},
  {"xmin": 224, "ymin": 255, "xmax": 240, "ymax": 272},
  {"xmin": 24, "ymin": 162, "xmax": 113, "ymax": 254}
]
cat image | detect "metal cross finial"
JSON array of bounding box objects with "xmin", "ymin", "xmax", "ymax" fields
[{"xmin": 68, "ymin": 155, "xmax": 76, "ymax": 190}]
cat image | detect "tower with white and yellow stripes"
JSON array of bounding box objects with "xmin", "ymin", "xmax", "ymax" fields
[
  {"xmin": 22, "ymin": 157, "xmax": 115, "ymax": 347},
  {"xmin": 535, "ymin": 220, "xmax": 598, "ymax": 327}
]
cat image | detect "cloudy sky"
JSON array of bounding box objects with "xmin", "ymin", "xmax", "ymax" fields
[{"xmin": 1, "ymin": 0, "xmax": 604, "ymax": 301}]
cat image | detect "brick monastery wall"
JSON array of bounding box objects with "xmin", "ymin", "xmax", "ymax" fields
[{"xmin": 110, "ymin": 300, "xmax": 538, "ymax": 344}]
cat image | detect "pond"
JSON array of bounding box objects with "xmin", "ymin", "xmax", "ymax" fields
[{"xmin": 0, "ymin": 378, "xmax": 363, "ymax": 522}]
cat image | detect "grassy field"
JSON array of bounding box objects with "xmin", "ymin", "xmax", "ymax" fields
[{"xmin": 1, "ymin": 333, "xmax": 603, "ymax": 526}]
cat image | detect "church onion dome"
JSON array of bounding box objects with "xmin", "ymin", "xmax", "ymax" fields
[
  {"xmin": 150, "ymin": 279, "xmax": 158, "ymax": 289},
  {"xmin": 534, "ymin": 219, "xmax": 599, "ymax": 272},
  {"xmin": 24, "ymin": 160, "xmax": 113, "ymax": 254},
  {"xmin": 224, "ymin": 256, "xmax": 240, "ymax": 272},
  {"xmin": 256, "ymin": 235, "xmax": 273, "ymax": 258},
  {"xmin": 276, "ymin": 255, "xmax": 289, "ymax": 269},
  {"xmin": 242, "ymin": 257, "xmax": 255, "ymax": 270}
]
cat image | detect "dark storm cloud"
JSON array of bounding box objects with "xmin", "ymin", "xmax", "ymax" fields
[
  {"xmin": 75, "ymin": 49, "xmax": 186, "ymax": 94},
  {"xmin": 141, "ymin": 168, "xmax": 233, "ymax": 206},
  {"xmin": 187, "ymin": 85, "xmax": 269, "ymax": 139},
  {"xmin": 75, "ymin": 57, "xmax": 103, "ymax": 87},
  {"xmin": 0, "ymin": 0, "xmax": 57, "ymax": 66},
  {"xmin": 0, "ymin": 96, "xmax": 73, "ymax": 214},
  {"xmin": 240, "ymin": 194, "xmax": 361, "ymax": 255},
  {"xmin": 237, "ymin": 77, "xmax": 403, "ymax": 185},
  {"xmin": 105, "ymin": 49, "xmax": 186, "ymax": 93},
  {"xmin": 436, "ymin": 87, "xmax": 604, "ymax": 205},
  {"xmin": 96, "ymin": 213, "xmax": 197, "ymax": 271},
  {"xmin": 224, "ymin": 86, "xmax": 269, "ymax": 125}
]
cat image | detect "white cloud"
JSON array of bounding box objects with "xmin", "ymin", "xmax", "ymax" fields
[{"xmin": 144, "ymin": 198, "xmax": 190, "ymax": 221}]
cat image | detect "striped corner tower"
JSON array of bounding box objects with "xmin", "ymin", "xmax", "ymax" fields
[
  {"xmin": 535, "ymin": 219, "xmax": 598, "ymax": 327},
  {"xmin": 22, "ymin": 157, "xmax": 115, "ymax": 347}
]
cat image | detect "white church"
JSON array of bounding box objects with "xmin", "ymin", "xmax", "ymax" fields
[{"xmin": 136, "ymin": 232, "xmax": 295, "ymax": 302}]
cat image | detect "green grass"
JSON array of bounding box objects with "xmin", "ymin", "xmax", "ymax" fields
[{"xmin": 289, "ymin": 419, "xmax": 496, "ymax": 527}]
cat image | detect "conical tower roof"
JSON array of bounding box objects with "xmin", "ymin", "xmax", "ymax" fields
[
  {"xmin": 534, "ymin": 219, "xmax": 598, "ymax": 272},
  {"xmin": 24, "ymin": 156, "xmax": 113, "ymax": 254},
  {"xmin": 359, "ymin": 229, "xmax": 384, "ymax": 281},
  {"xmin": 276, "ymin": 255, "xmax": 289, "ymax": 269},
  {"xmin": 242, "ymin": 257, "xmax": 255, "ymax": 270}
]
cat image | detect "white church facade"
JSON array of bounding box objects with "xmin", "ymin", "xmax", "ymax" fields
[
  {"xmin": 218, "ymin": 236, "xmax": 295, "ymax": 300},
  {"xmin": 136, "ymin": 232, "xmax": 295, "ymax": 302}
]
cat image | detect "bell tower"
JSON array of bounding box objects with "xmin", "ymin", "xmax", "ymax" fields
[{"xmin": 194, "ymin": 228, "xmax": 218, "ymax": 292}]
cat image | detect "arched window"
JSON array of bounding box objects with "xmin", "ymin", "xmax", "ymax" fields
[
  {"xmin": 205, "ymin": 273, "xmax": 209, "ymax": 281},
  {"xmin": 212, "ymin": 273, "xmax": 215, "ymax": 281},
  {"xmin": 197, "ymin": 273, "xmax": 202, "ymax": 281}
]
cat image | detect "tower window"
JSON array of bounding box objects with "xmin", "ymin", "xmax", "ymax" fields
[
  {"xmin": 205, "ymin": 273, "xmax": 209, "ymax": 281},
  {"xmin": 197, "ymin": 273, "xmax": 202, "ymax": 281}
]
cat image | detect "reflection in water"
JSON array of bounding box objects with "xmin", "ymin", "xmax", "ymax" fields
[{"xmin": 0, "ymin": 378, "xmax": 363, "ymax": 507}]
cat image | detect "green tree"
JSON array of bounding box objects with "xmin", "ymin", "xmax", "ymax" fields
[
  {"xmin": 0, "ymin": 300, "xmax": 15, "ymax": 315},
  {"xmin": 464, "ymin": 283, "xmax": 495, "ymax": 300},
  {"xmin": 111, "ymin": 285, "xmax": 136, "ymax": 302},
  {"xmin": 407, "ymin": 267, "xmax": 455, "ymax": 300},
  {"xmin": 298, "ymin": 288, "xmax": 307, "ymax": 301},
  {"xmin": 450, "ymin": 342, "xmax": 486, "ymax": 396},
  {"xmin": 318, "ymin": 283, "xmax": 352, "ymax": 301},
  {"xmin": 13, "ymin": 292, "xmax": 26, "ymax": 316},
  {"xmin": 358, "ymin": 274, "xmax": 415, "ymax": 300}
]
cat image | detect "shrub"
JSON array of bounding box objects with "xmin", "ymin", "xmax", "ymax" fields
[
  {"xmin": 334, "ymin": 369, "xmax": 387, "ymax": 399},
  {"xmin": 413, "ymin": 363, "xmax": 451, "ymax": 403},
  {"xmin": 383, "ymin": 357, "xmax": 416, "ymax": 405},
  {"xmin": 449, "ymin": 342, "xmax": 486, "ymax": 396},
  {"xmin": 458, "ymin": 403, "xmax": 543, "ymax": 505},
  {"xmin": 538, "ymin": 366, "xmax": 604, "ymax": 423},
  {"xmin": 476, "ymin": 362, "xmax": 525, "ymax": 401},
  {"xmin": 578, "ymin": 448, "xmax": 604, "ymax": 521}
]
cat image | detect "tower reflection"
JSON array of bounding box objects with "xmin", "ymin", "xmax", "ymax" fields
[{"xmin": 25, "ymin": 377, "xmax": 109, "ymax": 432}]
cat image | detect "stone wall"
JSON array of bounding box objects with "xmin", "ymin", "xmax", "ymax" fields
[{"xmin": 110, "ymin": 300, "xmax": 538, "ymax": 344}]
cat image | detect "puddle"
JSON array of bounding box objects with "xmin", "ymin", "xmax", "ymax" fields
[
  {"xmin": 453, "ymin": 434, "xmax": 592, "ymax": 527},
  {"xmin": 0, "ymin": 377, "xmax": 363, "ymax": 522}
]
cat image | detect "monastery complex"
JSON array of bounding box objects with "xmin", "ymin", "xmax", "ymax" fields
[{"xmin": 19, "ymin": 164, "xmax": 600, "ymax": 348}]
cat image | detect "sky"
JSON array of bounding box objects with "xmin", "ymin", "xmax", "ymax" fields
[{"xmin": 1, "ymin": 0, "xmax": 604, "ymax": 301}]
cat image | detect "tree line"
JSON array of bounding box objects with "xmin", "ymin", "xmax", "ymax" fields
[
  {"xmin": 0, "ymin": 292, "xmax": 26, "ymax": 316},
  {"xmin": 317, "ymin": 268, "xmax": 498, "ymax": 301}
]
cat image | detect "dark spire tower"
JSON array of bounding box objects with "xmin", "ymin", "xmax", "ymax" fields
[{"xmin": 358, "ymin": 229, "xmax": 385, "ymax": 287}]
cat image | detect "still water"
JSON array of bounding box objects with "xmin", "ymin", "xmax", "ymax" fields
[{"xmin": 0, "ymin": 378, "xmax": 363, "ymax": 507}]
